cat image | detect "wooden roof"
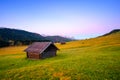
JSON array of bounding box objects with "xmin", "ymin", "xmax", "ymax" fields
[{"xmin": 24, "ymin": 42, "xmax": 58, "ymax": 53}]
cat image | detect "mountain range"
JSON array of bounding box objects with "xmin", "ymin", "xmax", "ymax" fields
[{"xmin": 0, "ymin": 28, "xmax": 73, "ymax": 42}]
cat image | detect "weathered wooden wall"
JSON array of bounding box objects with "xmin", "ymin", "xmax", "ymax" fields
[
  {"xmin": 27, "ymin": 52, "xmax": 40, "ymax": 59},
  {"xmin": 41, "ymin": 44, "xmax": 57, "ymax": 59}
]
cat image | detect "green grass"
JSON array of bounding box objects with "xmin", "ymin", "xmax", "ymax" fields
[{"xmin": 0, "ymin": 33, "xmax": 120, "ymax": 80}]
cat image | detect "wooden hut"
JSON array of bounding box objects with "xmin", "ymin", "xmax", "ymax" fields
[
  {"xmin": 60, "ymin": 41, "xmax": 66, "ymax": 45},
  {"xmin": 24, "ymin": 42, "xmax": 59, "ymax": 59}
]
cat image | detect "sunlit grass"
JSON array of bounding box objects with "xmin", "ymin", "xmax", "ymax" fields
[
  {"xmin": 0, "ymin": 46, "xmax": 27, "ymax": 55},
  {"xmin": 56, "ymin": 32, "xmax": 120, "ymax": 49},
  {"xmin": 0, "ymin": 32, "xmax": 120, "ymax": 80}
]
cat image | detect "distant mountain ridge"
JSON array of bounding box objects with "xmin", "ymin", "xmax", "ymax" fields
[
  {"xmin": 0, "ymin": 28, "xmax": 45, "ymax": 41},
  {"xmin": 0, "ymin": 28, "xmax": 73, "ymax": 42},
  {"xmin": 102, "ymin": 29, "xmax": 120, "ymax": 36},
  {"xmin": 45, "ymin": 36, "xmax": 73, "ymax": 42}
]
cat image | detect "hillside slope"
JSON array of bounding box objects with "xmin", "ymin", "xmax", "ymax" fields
[
  {"xmin": 56, "ymin": 29, "xmax": 120, "ymax": 49},
  {"xmin": 0, "ymin": 30, "xmax": 120, "ymax": 80},
  {"xmin": 0, "ymin": 28, "xmax": 73, "ymax": 42},
  {"xmin": 0, "ymin": 28, "xmax": 44, "ymax": 41},
  {"xmin": 102, "ymin": 29, "xmax": 120, "ymax": 36}
]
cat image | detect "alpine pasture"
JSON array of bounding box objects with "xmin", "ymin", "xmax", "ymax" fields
[{"xmin": 0, "ymin": 32, "xmax": 120, "ymax": 80}]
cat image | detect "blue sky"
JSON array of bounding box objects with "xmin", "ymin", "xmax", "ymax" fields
[{"xmin": 0, "ymin": 0, "xmax": 120, "ymax": 39}]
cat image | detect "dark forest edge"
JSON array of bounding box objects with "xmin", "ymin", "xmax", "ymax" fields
[{"xmin": 0, "ymin": 27, "xmax": 74, "ymax": 47}]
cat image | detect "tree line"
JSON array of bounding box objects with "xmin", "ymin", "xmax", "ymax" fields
[{"xmin": 0, "ymin": 40, "xmax": 51, "ymax": 48}]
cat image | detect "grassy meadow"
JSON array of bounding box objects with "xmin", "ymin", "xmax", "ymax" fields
[{"xmin": 0, "ymin": 32, "xmax": 120, "ymax": 80}]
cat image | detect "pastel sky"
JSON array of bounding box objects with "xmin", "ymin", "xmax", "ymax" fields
[{"xmin": 0, "ymin": 0, "xmax": 120, "ymax": 39}]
